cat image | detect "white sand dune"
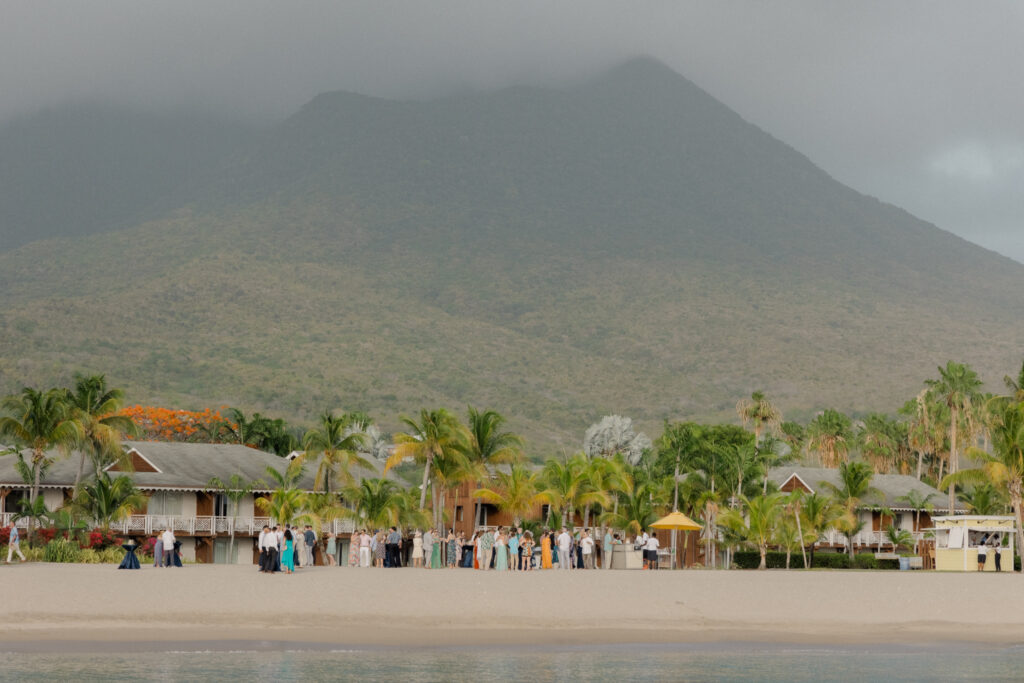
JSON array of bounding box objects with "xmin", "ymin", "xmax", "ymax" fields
[{"xmin": 2, "ymin": 564, "xmax": 1022, "ymax": 648}]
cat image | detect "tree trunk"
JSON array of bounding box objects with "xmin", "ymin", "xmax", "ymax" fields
[
  {"xmin": 759, "ymin": 546, "xmax": 766, "ymax": 570},
  {"xmin": 74, "ymin": 450, "xmax": 86, "ymax": 492},
  {"xmin": 948, "ymin": 406, "xmax": 958, "ymax": 516},
  {"xmin": 795, "ymin": 507, "xmax": 807, "ymax": 569},
  {"xmin": 1013, "ymin": 491, "xmax": 1024, "ymax": 574},
  {"xmin": 916, "ymin": 449, "xmax": 924, "ymax": 481},
  {"xmin": 785, "ymin": 546, "xmax": 791, "ymax": 569},
  {"xmin": 419, "ymin": 458, "xmax": 432, "ymax": 510}
]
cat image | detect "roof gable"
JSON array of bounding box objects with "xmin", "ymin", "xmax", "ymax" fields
[{"xmin": 107, "ymin": 448, "xmax": 162, "ymax": 473}]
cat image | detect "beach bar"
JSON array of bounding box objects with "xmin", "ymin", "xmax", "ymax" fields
[{"xmin": 929, "ymin": 515, "xmax": 1016, "ymax": 572}]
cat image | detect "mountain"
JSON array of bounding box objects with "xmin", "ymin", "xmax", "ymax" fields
[
  {"xmin": 1, "ymin": 58, "xmax": 1022, "ymax": 449},
  {"xmin": 0, "ymin": 104, "xmax": 253, "ymax": 250}
]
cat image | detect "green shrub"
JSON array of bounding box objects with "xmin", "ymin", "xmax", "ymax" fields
[
  {"xmin": 877, "ymin": 558, "xmax": 900, "ymax": 570},
  {"xmin": 43, "ymin": 537, "xmax": 82, "ymax": 563},
  {"xmin": 97, "ymin": 546, "xmax": 126, "ymax": 564},
  {"xmin": 854, "ymin": 553, "xmax": 878, "ymax": 569},
  {"xmin": 78, "ymin": 548, "xmax": 100, "ymax": 564},
  {"xmin": 734, "ymin": 550, "xmax": 855, "ymax": 569}
]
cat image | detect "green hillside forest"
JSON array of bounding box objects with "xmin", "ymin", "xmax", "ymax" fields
[{"xmin": 1, "ymin": 58, "xmax": 1023, "ymax": 449}]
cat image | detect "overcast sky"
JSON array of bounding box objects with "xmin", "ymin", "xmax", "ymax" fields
[{"xmin": 3, "ymin": 1, "xmax": 1021, "ymax": 261}]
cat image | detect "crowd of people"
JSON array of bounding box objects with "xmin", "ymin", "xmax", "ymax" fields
[{"xmin": 257, "ymin": 523, "xmax": 321, "ymax": 573}]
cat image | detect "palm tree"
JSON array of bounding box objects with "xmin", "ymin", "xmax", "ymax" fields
[
  {"xmin": 301, "ymin": 411, "xmax": 370, "ymax": 493},
  {"xmin": 66, "ymin": 374, "xmax": 138, "ymax": 491},
  {"xmin": 857, "ymin": 413, "xmax": 900, "ymax": 474},
  {"xmin": 885, "ymin": 525, "xmax": 915, "ymax": 554},
  {"xmin": 927, "ymin": 361, "xmax": 983, "ymax": 515},
  {"xmin": 255, "ymin": 464, "xmax": 315, "ymax": 527},
  {"xmin": 822, "ymin": 461, "xmax": 879, "ymax": 559},
  {"xmin": 207, "ymin": 474, "xmax": 255, "ymax": 559},
  {"xmin": 221, "ymin": 408, "xmax": 271, "ymax": 448},
  {"xmin": 942, "ymin": 399, "xmax": 1024, "ymax": 568},
  {"xmin": 12, "ymin": 496, "xmax": 53, "ymax": 541},
  {"xmin": 386, "ymin": 409, "xmax": 467, "ymax": 518},
  {"xmin": 736, "ymin": 392, "xmax": 782, "ymax": 486},
  {"xmin": 958, "ymin": 483, "xmax": 1005, "ymax": 516},
  {"xmin": 800, "ymin": 492, "xmax": 842, "ymax": 567},
  {"xmin": 805, "ymin": 409, "xmax": 853, "ymax": 467},
  {"xmin": 1004, "ymin": 360, "xmax": 1024, "ymax": 401},
  {"xmin": 542, "ymin": 453, "xmax": 608, "ymax": 525},
  {"xmin": 0, "ymin": 387, "xmax": 84, "ymax": 507},
  {"xmin": 720, "ymin": 493, "xmax": 786, "ymax": 570},
  {"xmin": 464, "ymin": 408, "xmax": 522, "ymax": 529},
  {"xmin": 71, "ymin": 471, "xmax": 147, "ymax": 528},
  {"xmin": 600, "ymin": 476, "xmax": 667, "ymax": 538},
  {"xmin": 342, "ymin": 478, "xmax": 422, "ymax": 529},
  {"xmin": 473, "ymin": 463, "xmax": 553, "ymax": 526},
  {"xmin": 898, "ymin": 489, "xmax": 935, "ymax": 553}
]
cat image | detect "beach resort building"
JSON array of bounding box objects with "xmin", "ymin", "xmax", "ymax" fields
[{"xmin": 0, "ymin": 441, "xmax": 377, "ymax": 564}]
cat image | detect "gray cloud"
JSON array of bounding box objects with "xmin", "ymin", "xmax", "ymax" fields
[{"xmin": 2, "ymin": 1, "xmax": 1021, "ymax": 260}]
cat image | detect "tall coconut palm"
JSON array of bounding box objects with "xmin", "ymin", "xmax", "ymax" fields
[
  {"xmin": 71, "ymin": 471, "xmax": 147, "ymax": 528},
  {"xmin": 1004, "ymin": 360, "xmax": 1024, "ymax": 401},
  {"xmin": 942, "ymin": 399, "xmax": 1024, "ymax": 569},
  {"xmin": 0, "ymin": 387, "xmax": 84, "ymax": 508},
  {"xmin": 600, "ymin": 475, "xmax": 668, "ymax": 537},
  {"xmin": 736, "ymin": 392, "xmax": 782, "ymax": 482},
  {"xmin": 957, "ymin": 483, "xmax": 1005, "ymax": 516},
  {"xmin": 221, "ymin": 408, "xmax": 271, "ymax": 448},
  {"xmin": 255, "ymin": 463, "xmax": 315, "ymax": 527},
  {"xmin": 301, "ymin": 411, "xmax": 370, "ymax": 493},
  {"xmin": 207, "ymin": 474, "xmax": 255, "ymax": 559},
  {"xmin": 821, "ymin": 461, "xmax": 879, "ymax": 559},
  {"xmin": 857, "ymin": 413, "xmax": 900, "ymax": 474},
  {"xmin": 66, "ymin": 374, "xmax": 138, "ymax": 491},
  {"xmin": 474, "ymin": 463, "xmax": 553, "ymax": 526},
  {"xmin": 464, "ymin": 407, "xmax": 523, "ymax": 529},
  {"xmin": 386, "ymin": 409, "xmax": 467, "ymax": 519},
  {"xmin": 927, "ymin": 361, "xmax": 983, "ymax": 515},
  {"xmin": 805, "ymin": 409, "xmax": 853, "ymax": 468}
]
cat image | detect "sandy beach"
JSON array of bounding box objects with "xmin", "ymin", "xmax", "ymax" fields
[{"xmin": 2, "ymin": 564, "xmax": 1023, "ymax": 650}]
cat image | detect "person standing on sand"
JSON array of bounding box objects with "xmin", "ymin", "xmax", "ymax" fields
[
  {"xmin": 265, "ymin": 528, "xmax": 279, "ymax": 573},
  {"xmin": 431, "ymin": 529, "xmax": 442, "ymax": 569},
  {"xmin": 411, "ymin": 530, "xmax": 424, "ymax": 568},
  {"xmin": 977, "ymin": 534, "xmax": 988, "ymax": 571},
  {"xmin": 447, "ymin": 529, "xmax": 458, "ymax": 568},
  {"xmin": 325, "ymin": 532, "xmax": 337, "ymax": 566},
  {"xmin": 5, "ymin": 525, "xmax": 26, "ymax": 563},
  {"xmin": 540, "ymin": 530, "xmax": 553, "ymax": 569},
  {"xmin": 258, "ymin": 525, "xmax": 270, "ymax": 572},
  {"xmin": 645, "ymin": 533, "xmax": 660, "ymax": 570},
  {"xmin": 480, "ymin": 528, "xmax": 495, "ymax": 570},
  {"xmin": 161, "ymin": 529, "xmax": 175, "ymax": 568},
  {"xmin": 603, "ymin": 529, "xmax": 614, "ymax": 569},
  {"xmin": 386, "ymin": 526, "xmax": 402, "ymax": 568},
  {"xmin": 494, "ymin": 527, "xmax": 508, "ymax": 570},
  {"xmin": 274, "ymin": 526, "xmax": 284, "ymax": 572},
  {"xmin": 557, "ymin": 528, "xmax": 572, "ymax": 570},
  {"xmin": 422, "ymin": 529, "xmax": 434, "ymax": 569},
  {"xmin": 153, "ymin": 532, "xmax": 164, "ymax": 568},
  {"xmin": 359, "ymin": 529, "xmax": 372, "ymax": 568},
  {"xmin": 281, "ymin": 529, "xmax": 295, "ymax": 573},
  {"xmin": 521, "ymin": 532, "xmax": 534, "ymax": 570},
  {"xmin": 508, "ymin": 528, "xmax": 519, "ymax": 572},
  {"xmin": 304, "ymin": 525, "xmax": 317, "ymax": 567},
  {"xmin": 992, "ymin": 535, "xmax": 1002, "ymax": 572},
  {"xmin": 581, "ymin": 530, "xmax": 594, "ymax": 569},
  {"xmin": 348, "ymin": 532, "xmax": 360, "ymax": 567}
]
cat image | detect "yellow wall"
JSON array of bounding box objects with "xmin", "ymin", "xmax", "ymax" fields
[{"xmin": 936, "ymin": 548, "xmax": 1012, "ymax": 571}]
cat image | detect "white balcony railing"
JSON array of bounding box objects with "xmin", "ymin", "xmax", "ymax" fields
[{"xmin": 1, "ymin": 512, "xmax": 356, "ymax": 537}]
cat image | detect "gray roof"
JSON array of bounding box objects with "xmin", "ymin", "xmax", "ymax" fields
[
  {"xmin": 0, "ymin": 441, "xmax": 386, "ymax": 493},
  {"xmin": 768, "ymin": 466, "xmax": 966, "ymax": 513}
]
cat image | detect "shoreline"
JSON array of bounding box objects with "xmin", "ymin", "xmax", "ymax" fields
[{"xmin": 4, "ymin": 564, "xmax": 1024, "ymax": 651}]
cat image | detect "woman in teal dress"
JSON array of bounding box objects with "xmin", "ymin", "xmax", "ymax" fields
[
  {"xmin": 282, "ymin": 530, "xmax": 295, "ymax": 573},
  {"xmin": 431, "ymin": 530, "xmax": 442, "ymax": 569},
  {"xmin": 494, "ymin": 530, "xmax": 508, "ymax": 571}
]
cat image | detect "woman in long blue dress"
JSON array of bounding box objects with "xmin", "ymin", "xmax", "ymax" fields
[
  {"xmin": 282, "ymin": 530, "xmax": 296, "ymax": 573},
  {"xmin": 494, "ymin": 530, "xmax": 508, "ymax": 571}
]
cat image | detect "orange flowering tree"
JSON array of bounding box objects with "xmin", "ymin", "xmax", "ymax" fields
[{"xmin": 118, "ymin": 405, "xmax": 231, "ymax": 443}]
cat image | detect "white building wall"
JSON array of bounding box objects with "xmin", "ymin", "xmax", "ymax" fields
[
  {"xmin": 180, "ymin": 538, "xmax": 196, "ymax": 562},
  {"xmin": 237, "ymin": 494, "xmax": 255, "ymax": 518},
  {"xmin": 237, "ymin": 536, "xmax": 257, "ymax": 565},
  {"xmin": 43, "ymin": 489, "xmax": 64, "ymax": 512},
  {"xmin": 180, "ymin": 492, "xmax": 197, "ymax": 517}
]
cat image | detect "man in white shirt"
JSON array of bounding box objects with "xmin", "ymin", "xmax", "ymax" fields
[
  {"xmin": 161, "ymin": 529, "xmax": 176, "ymax": 568},
  {"xmin": 645, "ymin": 533, "xmax": 660, "ymax": 570},
  {"xmin": 580, "ymin": 530, "xmax": 595, "ymax": 569},
  {"xmin": 557, "ymin": 528, "xmax": 572, "ymax": 570},
  {"xmin": 639, "ymin": 531, "xmax": 650, "ymax": 568}
]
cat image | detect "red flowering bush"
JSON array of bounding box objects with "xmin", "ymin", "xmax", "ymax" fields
[
  {"xmin": 139, "ymin": 537, "xmax": 156, "ymax": 554},
  {"xmin": 36, "ymin": 527, "xmax": 57, "ymax": 544},
  {"xmin": 85, "ymin": 529, "xmax": 124, "ymax": 550},
  {"xmin": 0, "ymin": 526, "xmax": 10, "ymax": 546}
]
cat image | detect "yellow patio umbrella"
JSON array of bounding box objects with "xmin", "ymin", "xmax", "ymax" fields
[
  {"xmin": 650, "ymin": 511, "xmax": 701, "ymax": 570},
  {"xmin": 650, "ymin": 511, "xmax": 701, "ymax": 531}
]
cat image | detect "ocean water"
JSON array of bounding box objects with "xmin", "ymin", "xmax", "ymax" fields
[{"xmin": 3, "ymin": 643, "xmax": 1023, "ymax": 682}]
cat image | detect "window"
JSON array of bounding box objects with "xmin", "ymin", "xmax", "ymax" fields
[
  {"xmin": 541, "ymin": 504, "xmax": 550, "ymax": 520},
  {"xmin": 147, "ymin": 491, "xmax": 183, "ymax": 516},
  {"xmin": 455, "ymin": 506, "xmax": 463, "ymax": 522},
  {"xmin": 214, "ymin": 494, "xmax": 229, "ymax": 517}
]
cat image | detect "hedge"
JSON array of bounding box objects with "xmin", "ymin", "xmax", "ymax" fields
[{"xmin": 733, "ymin": 550, "xmax": 904, "ymax": 570}]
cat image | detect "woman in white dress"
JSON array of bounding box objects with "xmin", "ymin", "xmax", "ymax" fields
[{"xmin": 411, "ymin": 530, "xmax": 424, "ymax": 568}]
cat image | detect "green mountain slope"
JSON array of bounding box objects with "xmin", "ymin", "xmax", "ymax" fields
[{"xmin": 1, "ymin": 58, "xmax": 1022, "ymax": 449}]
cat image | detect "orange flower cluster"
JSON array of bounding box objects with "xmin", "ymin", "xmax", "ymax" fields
[{"xmin": 119, "ymin": 405, "xmax": 229, "ymax": 442}]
